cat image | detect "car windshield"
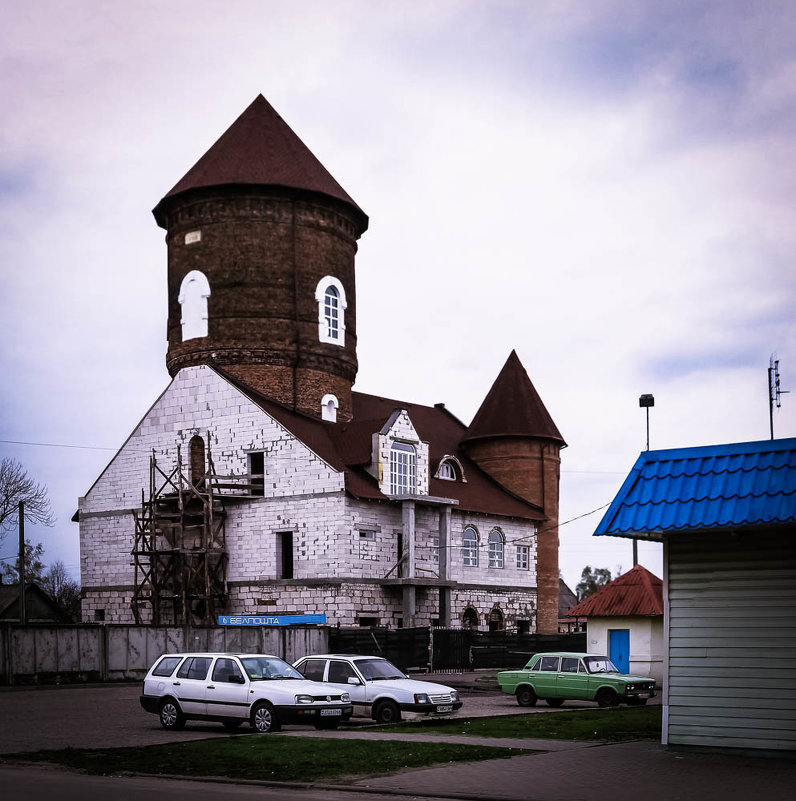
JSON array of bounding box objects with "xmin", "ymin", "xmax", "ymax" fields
[
  {"xmin": 584, "ymin": 656, "xmax": 619, "ymax": 674},
  {"xmin": 355, "ymin": 659, "xmax": 406, "ymax": 680},
  {"xmin": 240, "ymin": 656, "xmax": 304, "ymax": 680}
]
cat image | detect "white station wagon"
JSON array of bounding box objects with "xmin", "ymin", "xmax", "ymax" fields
[
  {"xmin": 294, "ymin": 654, "xmax": 462, "ymax": 723},
  {"xmin": 140, "ymin": 652, "xmax": 353, "ymax": 733}
]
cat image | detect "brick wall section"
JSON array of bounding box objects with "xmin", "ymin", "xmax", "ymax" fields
[
  {"xmin": 161, "ymin": 190, "xmax": 363, "ymax": 420},
  {"xmin": 464, "ymin": 438, "xmax": 560, "ymax": 634}
]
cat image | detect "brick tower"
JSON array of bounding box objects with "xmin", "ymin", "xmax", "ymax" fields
[
  {"xmin": 152, "ymin": 95, "xmax": 368, "ymax": 421},
  {"xmin": 461, "ymin": 351, "xmax": 565, "ymax": 634}
]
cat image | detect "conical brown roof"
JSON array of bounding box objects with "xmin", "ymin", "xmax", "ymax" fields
[
  {"xmin": 462, "ymin": 351, "xmax": 565, "ymax": 445},
  {"xmin": 153, "ymin": 95, "xmax": 367, "ymax": 230},
  {"xmin": 566, "ymin": 565, "xmax": 663, "ymax": 617}
]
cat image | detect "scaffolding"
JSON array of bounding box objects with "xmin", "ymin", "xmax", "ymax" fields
[{"xmin": 131, "ymin": 441, "xmax": 256, "ymax": 626}]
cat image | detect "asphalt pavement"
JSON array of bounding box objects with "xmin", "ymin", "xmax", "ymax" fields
[{"xmin": 2, "ymin": 673, "xmax": 794, "ymax": 801}]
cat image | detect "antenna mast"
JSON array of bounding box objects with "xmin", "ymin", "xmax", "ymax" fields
[{"xmin": 768, "ymin": 355, "xmax": 789, "ymax": 440}]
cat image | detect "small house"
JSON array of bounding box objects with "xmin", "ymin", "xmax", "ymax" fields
[
  {"xmin": 566, "ymin": 565, "xmax": 664, "ymax": 685},
  {"xmin": 594, "ymin": 438, "xmax": 796, "ymax": 754}
]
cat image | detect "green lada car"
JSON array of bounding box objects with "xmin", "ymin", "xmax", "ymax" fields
[{"xmin": 497, "ymin": 652, "xmax": 656, "ymax": 708}]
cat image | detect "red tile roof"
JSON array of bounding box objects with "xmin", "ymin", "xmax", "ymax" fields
[
  {"xmin": 462, "ymin": 351, "xmax": 565, "ymax": 445},
  {"xmin": 566, "ymin": 565, "xmax": 663, "ymax": 617},
  {"xmin": 153, "ymin": 95, "xmax": 367, "ymax": 231},
  {"xmin": 217, "ymin": 368, "xmax": 545, "ymax": 521}
]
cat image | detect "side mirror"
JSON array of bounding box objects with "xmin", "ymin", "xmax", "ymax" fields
[
  {"xmin": 347, "ymin": 676, "xmax": 362, "ymax": 686},
  {"xmin": 230, "ymin": 675, "xmax": 246, "ymax": 684}
]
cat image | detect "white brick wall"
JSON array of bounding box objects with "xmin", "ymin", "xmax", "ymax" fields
[{"xmin": 80, "ymin": 365, "xmax": 540, "ymax": 629}]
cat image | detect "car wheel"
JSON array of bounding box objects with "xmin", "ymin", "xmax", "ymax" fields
[
  {"xmin": 373, "ymin": 700, "xmax": 401, "ymax": 724},
  {"xmin": 222, "ymin": 720, "xmax": 243, "ymax": 731},
  {"xmin": 159, "ymin": 698, "xmax": 185, "ymax": 731},
  {"xmin": 546, "ymin": 698, "xmax": 565, "ymax": 707},
  {"xmin": 250, "ymin": 702, "xmax": 281, "ymax": 733},
  {"xmin": 596, "ymin": 688, "xmax": 619, "ymax": 707},
  {"xmin": 516, "ymin": 686, "xmax": 537, "ymax": 707}
]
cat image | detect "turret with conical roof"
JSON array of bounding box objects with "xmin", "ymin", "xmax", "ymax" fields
[
  {"xmin": 462, "ymin": 351, "xmax": 565, "ymax": 635},
  {"xmin": 154, "ymin": 95, "xmax": 368, "ymax": 420}
]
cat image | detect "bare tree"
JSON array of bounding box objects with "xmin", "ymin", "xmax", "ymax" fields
[
  {"xmin": 0, "ymin": 458, "xmax": 55, "ymax": 545},
  {"xmin": 41, "ymin": 560, "xmax": 82, "ymax": 621}
]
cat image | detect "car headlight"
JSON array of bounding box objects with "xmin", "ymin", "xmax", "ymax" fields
[
  {"xmin": 626, "ymin": 684, "xmax": 635, "ymax": 691},
  {"xmin": 341, "ymin": 693, "xmax": 350, "ymax": 703},
  {"xmin": 450, "ymin": 690, "xmax": 459, "ymax": 702},
  {"xmin": 414, "ymin": 693, "xmax": 431, "ymax": 704},
  {"xmin": 295, "ymin": 694, "xmax": 314, "ymax": 704}
]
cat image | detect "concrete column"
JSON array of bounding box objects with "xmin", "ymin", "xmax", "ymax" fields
[
  {"xmin": 439, "ymin": 586, "xmax": 451, "ymax": 627},
  {"xmin": 402, "ymin": 585, "xmax": 416, "ymax": 627},
  {"xmin": 402, "ymin": 501, "xmax": 416, "ymax": 579},
  {"xmin": 438, "ymin": 506, "xmax": 450, "ymax": 581}
]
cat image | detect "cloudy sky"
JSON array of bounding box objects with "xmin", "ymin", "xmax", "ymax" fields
[{"xmin": 2, "ymin": 0, "xmax": 795, "ymax": 594}]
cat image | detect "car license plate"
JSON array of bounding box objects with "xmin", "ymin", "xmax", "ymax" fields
[
  {"xmin": 320, "ymin": 708, "xmax": 342, "ymax": 716},
  {"xmin": 435, "ymin": 705, "xmax": 453, "ymax": 713}
]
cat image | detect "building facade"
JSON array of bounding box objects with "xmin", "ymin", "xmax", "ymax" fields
[{"xmin": 78, "ymin": 96, "xmax": 565, "ymax": 632}]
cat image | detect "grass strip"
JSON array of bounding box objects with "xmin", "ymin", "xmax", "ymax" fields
[
  {"xmin": 376, "ymin": 706, "xmax": 662, "ymax": 741},
  {"xmin": 7, "ymin": 736, "xmax": 531, "ymax": 783}
]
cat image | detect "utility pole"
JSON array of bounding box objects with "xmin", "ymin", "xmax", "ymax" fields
[{"xmin": 18, "ymin": 501, "xmax": 26, "ymax": 625}]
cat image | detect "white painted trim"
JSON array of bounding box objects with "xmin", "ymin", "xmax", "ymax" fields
[
  {"xmin": 178, "ymin": 270, "xmax": 211, "ymax": 341},
  {"xmin": 315, "ymin": 275, "xmax": 347, "ymax": 345},
  {"xmin": 321, "ymin": 393, "xmax": 339, "ymax": 422}
]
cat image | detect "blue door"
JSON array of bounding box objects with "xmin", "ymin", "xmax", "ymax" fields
[{"xmin": 609, "ymin": 630, "xmax": 630, "ymax": 673}]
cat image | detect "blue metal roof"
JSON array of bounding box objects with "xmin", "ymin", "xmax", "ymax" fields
[{"xmin": 594, "ymin": 438, "xmax": 796, "ymax": 539}]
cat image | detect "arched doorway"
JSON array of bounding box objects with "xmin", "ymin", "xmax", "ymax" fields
[
  {"xmin": 488, "ymin": 606, "xmax": 505, "ymax": 632},
  {"xmin": 462, "ymin": 607, "xmax": 479, "ymax": 630},
  {"xmin": 189, "ymin": 435, "xmax": 206, "ymax": 487}
]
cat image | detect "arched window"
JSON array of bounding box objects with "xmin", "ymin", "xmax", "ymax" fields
[
  {"xmin": 437, "ymin": 461, "xmax": 455, "ymax": 480},
  {"xmin": 390, "ymin": 442, "xmax": 416, "ymax": 496},
  {"xmin": 178, "ymin": 271, "xmax": 211, "ymax": 341},
  {"xmin": 462, "ymin": 526, "xmax": 479, "ymax": 567},
  {"xmin": 434, "ymin": 454, "xmax": 465, "ymax": 482},
  {"xmin": 488, "ymin": 528, "xmax": 504, "ymax": 568},
  {"xmin": 462, "ymin": 607, "xmax": 479, "ymax": 630},
  {"xmin": 315, "ymin": 276, "xmax": 347, "ymax": 345},
  {"xmin": 321, "ymin": 393, "xmax": 339, "ymax": 422},
  {"xmin": 189, "ymin": 435, "xmax": 205, "ymax": 487}
]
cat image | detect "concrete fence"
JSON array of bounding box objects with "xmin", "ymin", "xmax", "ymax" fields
[{"xmin": 0, "ymin": 623, "xmax": 329, "ymax": 685}]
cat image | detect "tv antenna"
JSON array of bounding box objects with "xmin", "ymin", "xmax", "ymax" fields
[{"xmin": 768, "ymin": 355, "xmax": 789, "ymax": 440}]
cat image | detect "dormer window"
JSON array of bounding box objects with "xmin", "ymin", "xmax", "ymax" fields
[
  {"xmin": 315, "ymin": 276, "xmax": 347, "ymax": 345},
  {"xmin": 434, "ymin": 455, "xmax": 465, "ymax": 482},
  {"xmin": 437, "ymin": 461, "xmax": 455, "ymax": 480},
  {"xmin": 390, "ymin": 442, "xmax": 416, "ymax": 496},
  {"xmin": 321, "ymin": 393, "xmax": 339, "ymax": 422}
]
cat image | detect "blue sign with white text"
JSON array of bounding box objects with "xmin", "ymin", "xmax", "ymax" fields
[{"xmin": 218, "ymin": 613, "xmax": 327, "ymax": 626}]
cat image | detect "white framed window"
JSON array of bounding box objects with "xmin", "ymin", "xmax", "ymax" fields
[
  {"xmin": 390, "ymin": 442, "xmax": 416, "ymax": 496},
  {"xmin": 462, "ymin": 526, "xmax": 479, "ymax": 567},
  {"xmin": 315, "ymin": 276, "xmax": 347, "ymax": 345},
  {"xmin": 321, "ymin": 393, "xmax": 339, "ymax": 422},
  {"xmin": 178, "ymin": 270, "xmax": 211, "ymax": 341},
  {"xmin": 431, "ymin": 535, "xmax": 439, "ymax": 565},
  {"xmin": 516, "ymin": 545, "xmax": 529, "ymax": 570},
  {"xmin": 437, "ymin": 461, "xmax": 455, "ymax": 480},
  {"xmin": 488, "ymin": 528, "xmax": 504, "ymax": 568}
]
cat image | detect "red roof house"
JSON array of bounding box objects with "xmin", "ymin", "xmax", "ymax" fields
[{"xmin": 568, "ymin": 565, "xmax": 664, "ymax": 684}]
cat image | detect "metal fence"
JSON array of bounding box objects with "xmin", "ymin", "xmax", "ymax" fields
[
  {"xmin": 1, "ymin": 624, "xmax": 586, "ymax": 684},
  {"xmin": 0, "ymin": 623, "xmax": 328, "ymax": 685},
  {"xmin": 330, "ymin": 627, "xmax": 587, "ymax": 672}
]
